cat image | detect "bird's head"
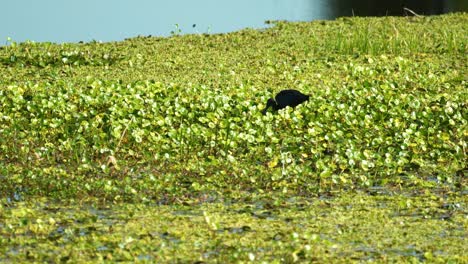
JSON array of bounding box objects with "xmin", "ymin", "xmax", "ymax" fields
[
  {"xmin": 261, "ymin": 98, "xmax": 277, "ymax": 115},
  {"xmin": 266, "ymin": 98, "xmax": 276, "ymax": 108}
]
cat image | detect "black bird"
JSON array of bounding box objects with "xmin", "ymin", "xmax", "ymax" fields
[{"xmin": 262, "ymin": 89, "xmax": 309, "ymax": 114}]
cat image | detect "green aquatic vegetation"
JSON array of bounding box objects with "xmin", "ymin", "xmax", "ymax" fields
[
  {"xmin": 0, "ymin": 192, "xmax": 466, "ymax": 262},
  {"xmin": 0, "ymin": 12, "xmax": 467, "ymax": 262},
  {"xmin": 324, "ymin": 15, "xmax": 467, "ymax": 55},
  {"xmin": 0, "ymin": 57, "xmax": 465, "ymax": 200},
  {"xmin": 1, "ymin": 39, "xmax": 121, "ymax": 68}
]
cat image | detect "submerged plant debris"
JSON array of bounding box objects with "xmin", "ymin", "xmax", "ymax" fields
[{"xmin": 0, "ymin": 13, "xmax": 467, "ymax": 262}]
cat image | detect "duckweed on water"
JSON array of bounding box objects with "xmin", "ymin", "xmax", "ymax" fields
[
  {"xmin": 0, "ymin": 13, "xmax": 467, "ymax": 262},
  {"xmin": 1, "ymin": 192, "xmax": 466, "ymax": 262}
]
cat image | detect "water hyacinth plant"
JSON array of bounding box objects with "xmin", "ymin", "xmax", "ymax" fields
[
  {"xmin": 0, "ymin": 57, "xmax": 465, "ymax": 199},
  {"xmin": 0, "ymin": 12, "xmax": 466, "ymax": 263}
]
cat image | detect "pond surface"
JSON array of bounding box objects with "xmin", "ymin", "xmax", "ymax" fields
[
  {"xmin": 1, "ymin": 0, "xmax": 466, "ymax": 44},
  {"xmin": 1, "ymin": 191, "xmax": 466, "ymax": 262}
]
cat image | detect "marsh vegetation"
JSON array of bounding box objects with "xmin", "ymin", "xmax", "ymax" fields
[{"xmin": 0, "ymin": 13, "xmax": 467, "ymax": 262}]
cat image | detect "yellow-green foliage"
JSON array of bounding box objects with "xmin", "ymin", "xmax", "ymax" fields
[
  {"xmin": 1, "ymin": 192, "xmax": 466, "ymax": 262},
  {"xmin": 0, "ymin": 13, "xmax": 467, "ymax": 263},
  {"xmin": 0, "ymin": 13, "xmax": 466, "ymax": 200}
]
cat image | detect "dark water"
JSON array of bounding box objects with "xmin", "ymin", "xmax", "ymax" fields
[
  {"xmin": 328, "ymin": 0, "xmax": 466, "ymax": 17},
  {"xmin": 1, "ymin": 0, "xmax": 466, "ymax": 44}
]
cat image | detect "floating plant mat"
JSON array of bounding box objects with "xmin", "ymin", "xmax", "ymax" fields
[
  {"xmin": 0, "ymin": 12, "xmax": 467, "ymax": 263},
  {"xmin": 1, "ymin": 191, "xmax": 466, "ymax": 262}
]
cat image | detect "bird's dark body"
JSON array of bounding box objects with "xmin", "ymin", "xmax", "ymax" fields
[{"xmin": 262, "ymin": 89, "xmax": 309, "ymax": 114}]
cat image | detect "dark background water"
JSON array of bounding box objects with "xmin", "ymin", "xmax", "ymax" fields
[
  {"xmin": 328, "ymin": 0, "xmax": 466, "ymax": 17},
  {"xmin": 1, "ymin": 0, "xmax": 466, "ymax": 44}
]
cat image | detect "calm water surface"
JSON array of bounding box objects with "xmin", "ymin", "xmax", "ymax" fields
[{"xmin": 1, "ymin": 0, "xmax": 466, "ymax": 44}]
